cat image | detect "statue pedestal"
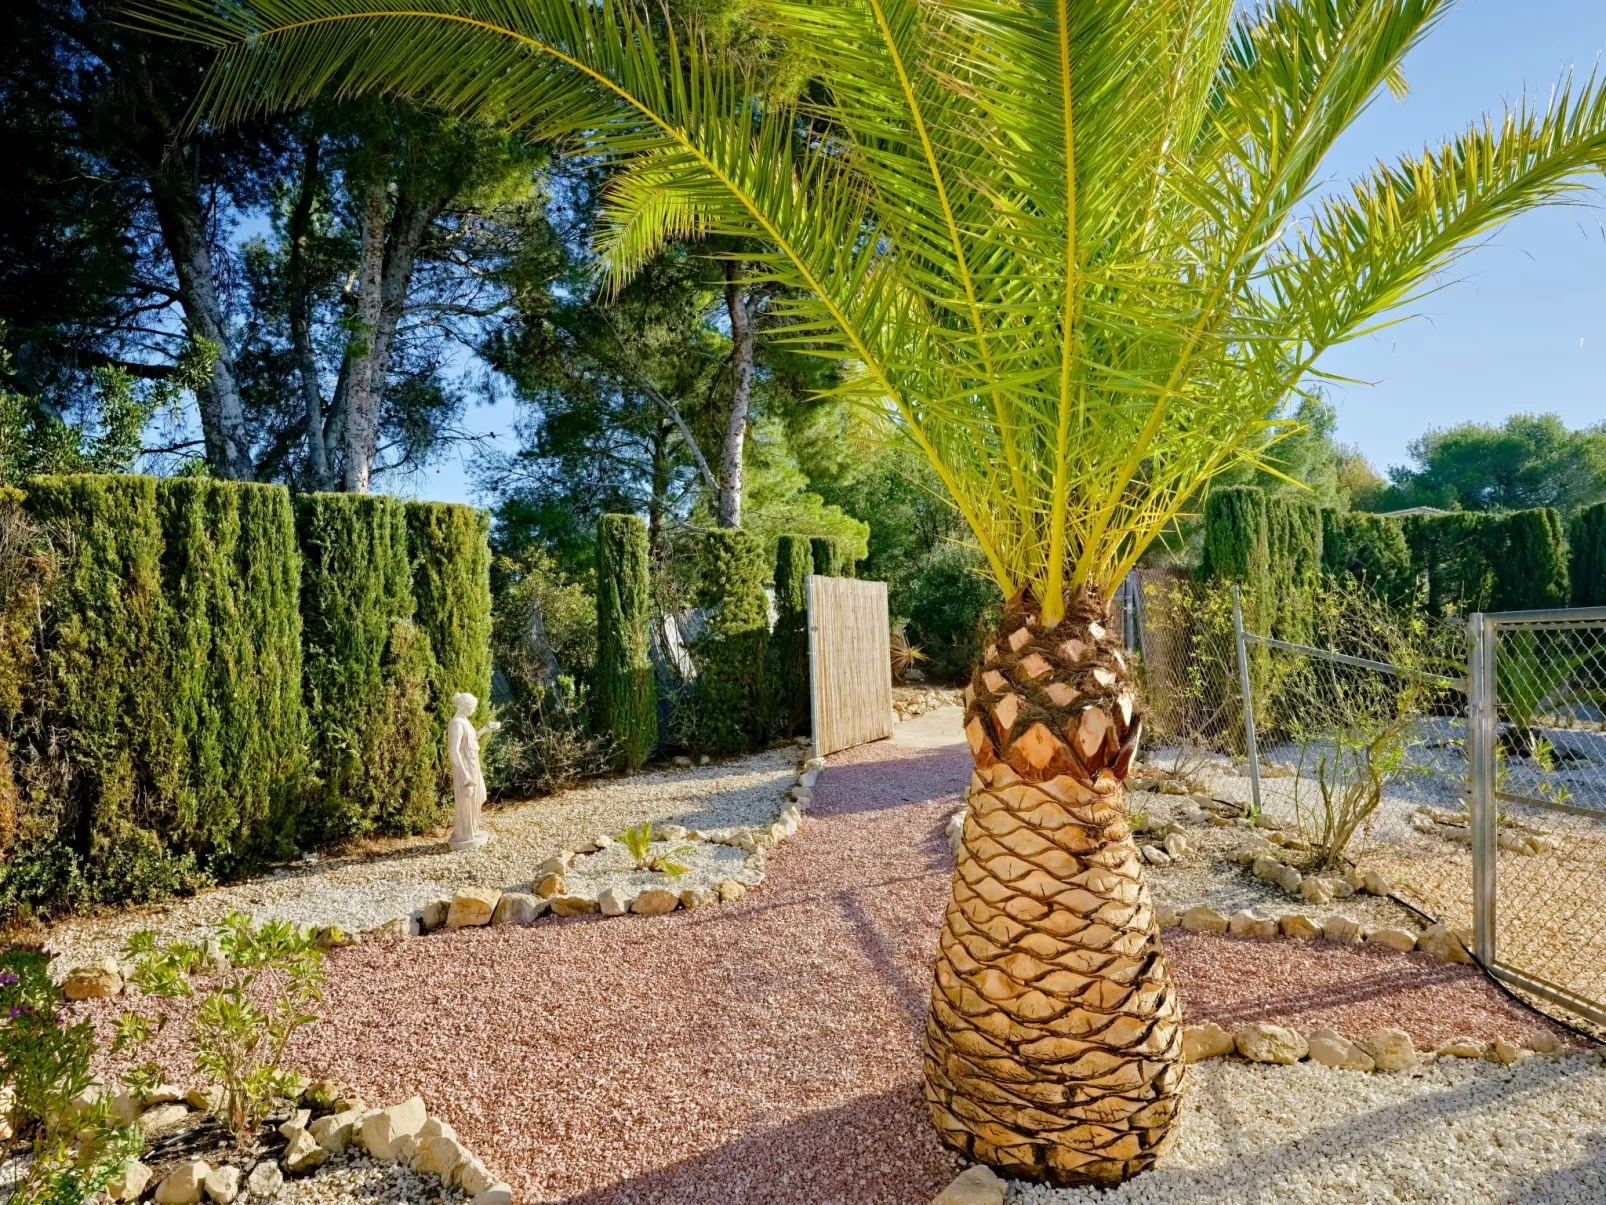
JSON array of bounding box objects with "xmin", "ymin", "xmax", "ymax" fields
[{"xmin": 448, "ymin": 830, "xmax": 491, "ymax": 853}]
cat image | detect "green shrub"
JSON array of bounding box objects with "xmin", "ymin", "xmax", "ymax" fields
[
  {"xmin": 1491, "ymin": 508, "xmax": 1568, "ymax": 612},
  {"xmin": 296, "ymin": 493, "xmax": 440, "ymax": 839},
  {"xmin": 405, "ymin": 502, "xmax": 493, "ymax": 801},
  {"xmin": 810, "ymin": 535, "xmax": 854, "ymax": 578},
  {"xmin": 689, "ymin": 529, "xmax": 769, "ymax": 754},
  {"xmin": 1321, "ymin": 509, "xmax": 1414, "ymax": 600},
  {"xmin": 1404, "ymin": 508, "xmax": 1568, "ymax": 614},
  {"xmin": 157, "ymin": 480, "xmax": 305, "ymax": 872},
  {"xmin": 769, "ymin": 533, "xmax": 812, "ymax": 736},
  {"xmin": 1199, "ymin": 486, "xmax": 1268, "ymax": 588},
  {"xmin": 894, "ymin": 543, "xmax": 1001, "ymax": 681},
  {"xmin": 1265, "ymin": 495, "xmax": 1322, "ymax": 643},
  {"xmin": 595, "ymin": 514, "xmax": 657, "ymax": 770},
  {"xmin": 1572, "ymin": 502, "xmax": 1606, "ymax": 606}
]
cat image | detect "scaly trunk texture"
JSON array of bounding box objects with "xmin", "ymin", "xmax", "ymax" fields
[{"xmin": 923, "ymin": 590, "xmax": 1183, "ymax": 1187}]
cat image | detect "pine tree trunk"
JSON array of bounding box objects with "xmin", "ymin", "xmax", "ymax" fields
[{"xmin": 923, "ymin": 590, "xmax": 1183, "ymax": 1187}]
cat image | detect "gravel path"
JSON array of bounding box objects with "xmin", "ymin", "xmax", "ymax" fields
[
  {"xmin": 45, "ymin": 747, "xmax": 800, "ymax": 969},
  {"xmin": 73, "ymin": 710, "xmax": 1600, "ymax": 1204}
]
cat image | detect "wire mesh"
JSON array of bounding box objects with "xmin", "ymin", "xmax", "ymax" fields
[{"xmin": 1485, "ymin": 615, "xmax": 1606, "ymax": 1012}]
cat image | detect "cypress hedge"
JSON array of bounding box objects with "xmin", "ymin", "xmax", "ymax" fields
[
  {"xmin": 1492, "ymin": 508, "xmax": 1568, "ymax": 612},
  {"xmin": 1321, "ymin": 509, "xmax": 1414, "ymax": 601},
  {"xmin": 1265, "ymin": 495, "xmax": 1321, "ymax": 642},
  {"xmin": 595, "ymin": 514, "xmax": 657, "ymax": 770},
  {"xmin": 810, "ymin": 536, "xmax": 853, "ymax": 578},
  {"xmin": 1404, "ymin": 508, "xmax": 1568, "ymax": 614},
  {"xmin": 1199, "ymin": 486, "xmax": 1270, "ymax": 627},
  {"xmin": 691, "ymin": 529, "xmax": 770, "ymax": 754},
  {"xmin": 297, "ymin": 493, "xmax": 439, "ymax": 840},
  {"xmin": 406, "ymin": 500, "xmax": 493, "ymax": 745},
  {"xmin": 1572, "ymin": 502, "xmax": 1606, "ymax": 607},
  {"xmin": 770, "ymin": 534, "xmax": 812, "ymax": 738}
]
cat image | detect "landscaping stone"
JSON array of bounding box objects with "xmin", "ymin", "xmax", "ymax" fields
[
  {"xmin": 1307, "ymin": 1029, "xmax": 1375, "ymax": 1072},
  {"xmin": 1418, "ymin": 923, "xmax": 1473, "ymax": 964},
  {"xmin": 418, "ymin": 899, "xmax": 451, "ymax": 933},
  {"xmin": 1183, "ymin": 1022, "xmax": 1236, "ymax": 1063},
  {"xmin": 282, "ymin": 1129, "xmax": 327, "ymax": 1173},
  {"xmin": 111, "ymin": 1090, "xmax": 141, "ymax": 1126},
  {"xmin": 1275, "ymin": 865, "xmax": 1303, "ymax": 894},
  {"xmin": 1362, "ymin": 869, "xmax": 1393, "ymax": 896},
  {"xmin": 419, "ymin": 1117, "xmax": 457, "ymax": 1142},
  {"xmin": 139, "ymin": 1103, "xmax": 193, "ymax": 1138},
  {"xmin": 1142, "ymin": 845, "xmax": 1172, "ymax": 866},
  {"xmin": 412, "ymin": 1135, "xmax": 470, "ymax": 1178},
  {"xmin": 1491, "ymin": 1037, "xmax": 1529, "ymax": 1065},
  {"xmin": 535, "ymin": 854, "xmax": 570, "ymax": 876},
  {"xmin": 457, "ymin": 1159, "xmax": 499, "ymax": 1196},
  {"xmin": 278, "ymin": 1109, "xmax": 310, "ymax": 1138},
  {"xmin": 1366, "ymin": 927, "xmax": 1417, "ymax": 953},
  {"xmin": 63, "ymin": 957, "xmax": 122, "ymax": 1000},
  {"xmin": 1229, "ymin": 908, "xmax": 1278, "ymax": 938},
  {"xmin": 108, "ymin": 1159, "xmax": 153, "ymax": 1202},
  {"xmin": 204, "ymin": 1165, "xmax": 241, "ymax": 1204},
  {"xmin": 680, "ymin": 887, "xmax": 718, "ymax": 909},
  {"xmin": 718, "ymin": 879, "xmax": 747, "ymax": 902},
  {"xmin": 631, "ymin": 888, "xmax": 679, "ymax": 915},
  {"xmin": 932, "ymin": 1164, "xmax": 1005, "ymax": 1205},
  {"xmin": 446, "ymin": 888, "xmax": 500, "ymax": 928},
  {"xmin": 309, "ymin": 1109, "xmax": 361, "ymax": 1153},
  {"xmin": 186, "ymin": 1086, "xmax": 224, "ymax": 1113},
  {"xmin": 1163, "ymin": 832, "xmax": 1188, "ymax": 859},
  {"xmin": 246, "ymin": 1162, "xmax": 283, "ymax": 1199},
  {"xmin": 469, "ymin": 1187, "xmax": 513, "ymax": 1205},
  {"xmin": 1181, "ymin": 904, "xmax": 1229, "ymax": 933},
  {"xmin": 1359, "ymin": 1027, "xmax": 1418, "ymax": 1072},
  {"xmin": 1299, "ymin": 877, "xmax": 1334, "ymax": 906},
  {"xmin": 598, "ymin": 886, "xmax": 630, "ymax": 916},
  {"xmin": 1235, "ymin": 1023, "xmax": 1308, "ymax": 1065},
  {"xmin": 144, "ymin": 1084, "xmax": 185, "ymax": 1106},
  {"xmin": 534, "ymin": 873, "xmax": 564, "ymax": 899},
  {"xmin": 1527, "ymin": 1030, "xmax": 1564, "ymax": 1055},
  {"xmin": 551, "ymin": 895, "xmax": 599, "ymax": 916},
  {"xmin": 1154, "ymin": 902, "xmax": 1179, "ymax": 929},
  {"xmin": 490, "ymin": 892, "xmax": 544, "ymax": 926},
  {"xmin": 1438, "ymin": 1037, "xmax": 1487, "ymax": 1059},
  {"xmin": 1251, "ymin": 855, "xmax": 1283, "ymax": 882},
  {"xmin": 1279, "ymin": 913, "xmax": 1321, "ymax": 939},
  {"xmin": 1319, "ymin": 914, "xmax": 1363, "ymax": 944},
  {"xmin": 155, "ymin": 1161, "xmax": 211, "ymax": 1205},
  {"xmin": 360, "ymin": 1096, "xmax": 427, "ymax": 1162}
]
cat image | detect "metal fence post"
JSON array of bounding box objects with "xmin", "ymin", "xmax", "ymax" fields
[
  {"xmin": 1468, "ymin": 612, "xmax": 1497, "ymax": 967},
  {"xmin": 1231, "ymin": 584, "xmax": 1263, "ymax": 819}
]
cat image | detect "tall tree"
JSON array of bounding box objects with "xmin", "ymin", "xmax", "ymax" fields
[
  {"xmin": 1378, "ymin": 412, "xmax": 1606, "ymax": 514},
  {"xmin": 134, "ymin": 0, "xmax": 1606, "ymax": 1185}
]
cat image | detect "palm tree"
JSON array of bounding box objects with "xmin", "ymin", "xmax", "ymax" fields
[{"xmin": 133, "ymin": 0, "xmax": 1606, "ymax": 1185}]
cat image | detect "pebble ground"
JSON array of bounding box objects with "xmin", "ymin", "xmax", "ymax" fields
[{"xmin": 74, "ymin": 711, "xmax": 1598, "ymax": 1203}]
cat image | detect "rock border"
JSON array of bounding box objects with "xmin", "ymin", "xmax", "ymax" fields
[
  {"xmin": 89, "ymin": 1083, "xmax": 512, "ymax": 1205},
  {"xmin": 1181, "ymin": 1018, "xmax": 1574, "ymax": 1073},
  {"xmin": 398, "ymin": 751, "xmax": 824, "ymax": 937}
]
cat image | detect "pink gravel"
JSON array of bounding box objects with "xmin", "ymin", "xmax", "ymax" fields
[{"xmin": 76, "ymin": 737, "xmax": 1578, "ymax": 1202}]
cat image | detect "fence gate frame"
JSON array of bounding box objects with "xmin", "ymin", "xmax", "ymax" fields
[
  {"xmin": 807, "ymin": 575, "xmax": 893, "ymax": 758},
  {"xmin": 1468, "ymin": 605, "xmax": 1606, "ymax": 1029}
]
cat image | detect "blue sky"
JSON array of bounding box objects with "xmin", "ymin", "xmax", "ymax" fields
[{"xmin": 410, "ymin": 1, "xmax": 1606, "ymax": 506}]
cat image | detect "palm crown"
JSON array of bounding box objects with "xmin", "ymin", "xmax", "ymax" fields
[{"xmin": 135, "ymin": 0, "xmax": 1606, "ymax": 626}]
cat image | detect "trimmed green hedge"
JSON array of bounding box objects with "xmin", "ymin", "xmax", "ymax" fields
[
  {"xmin": 690, "ymin": 529, "xmax": 770, "ymax": 754},
  {"xmin": 406, "ymin": 501, "xmax": 493, "ymax": 739},
  {"xmin": 770, "ymin": 534, "xmax": 812, "ymax": 738},
  {"xmin": 297, "ymin": 493, "xmax": 439, "ymax": 840},
  {"xmin": 1321, "ymin": 509, "xmax": 1414, "ymax": 601},
  {"xmin": 10, "ymin": 476, "xmax": 305, "ymax": 910},
  {"xmin": 1199, "ymin": 487, "xmax": 1322, "ymax": 641},
  {"xmin": 595, "ymin": 514, "xmax": 657, "ymax": 770},
  {"xmin": 1572, "ymin": 502, "xmax": 1606, "ymax": 607},
  {"xmin": 810, "ymin": 536, "xmax": 854, "ymax": 578},
  {"xmin": 1404, "ymin": 508, "xmax": 1568, "ymax": 614}
]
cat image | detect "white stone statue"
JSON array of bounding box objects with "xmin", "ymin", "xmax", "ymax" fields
[{"xmin": 447, "ymin": 693, "xmax": 501, "ymax": 851}]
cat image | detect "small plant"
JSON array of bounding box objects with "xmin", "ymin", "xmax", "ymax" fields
[
  {"xmin": 0, "ymin": 945, "xmax": 142, "ymax": 1205},
  {"xmin": 119, "ymin": 913, "xmax": 325, "ymax": 1138},
  {"xmin": 890, "ymin": 623, "xmax": 926, "ymax": 682},
  {"xmin": 1128, "ymin": 811, "xmax": 1149, "ymax": 834},
  {"xmin": 615, "ymin": 822, "xmax": 694, "ymax": 878}
]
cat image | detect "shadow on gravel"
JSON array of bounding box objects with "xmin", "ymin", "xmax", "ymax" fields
[
  {"xmin": 1498, "ymin": 1128, "xmax": 1606, "ymax": 1203},
  {"xmin": 812, "ymin": 745, "xmax": 970, "ymax": 818},
  {"xmin": 555, "ymin": 1083, "xmax": 963, "ymax": 1205}
]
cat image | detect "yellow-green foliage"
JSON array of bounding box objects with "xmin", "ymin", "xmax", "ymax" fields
[{"xmin": 296, "ymin": 493, "xmax": 439, "ymax": 839}]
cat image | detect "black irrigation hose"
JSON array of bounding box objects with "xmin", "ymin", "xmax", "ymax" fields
[{"xmin": 1384, "ymin": 890, "xmax": 1606, "ymax": 1050}]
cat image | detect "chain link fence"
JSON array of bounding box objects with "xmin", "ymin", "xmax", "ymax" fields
[{"xmin": 1131, "ymin": 573, "xmax": 1606, "ymax": 1028}]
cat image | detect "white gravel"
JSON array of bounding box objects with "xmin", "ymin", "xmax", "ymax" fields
[
  {"xmin": 43, "ymin": 746, "xmax": 801, "ymax": 969},
  {"xmin": 275, "ymin": 1151, "xmax": 468, "ymax": 1205},
  {"xmin": 561, "ymin": 836, "xmax": 761, "ymax": 901},
  {"xmin": 1009, "ymin": 1053, "xmax": 1606, "ymax": 1205}
]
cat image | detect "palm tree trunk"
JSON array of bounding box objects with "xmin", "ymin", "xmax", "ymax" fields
[{"xmin": 923, "ymin": 589, "xmax": 1183, "ymax": 1187}]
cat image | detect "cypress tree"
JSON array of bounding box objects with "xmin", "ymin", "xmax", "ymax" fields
[
  {"xmin": 1571, "ymin": 502, "xmax": 1606, "ymax": 606},
  {"xmin": 596, "ymin": 513, "xmax": 657, "ymax": 770},
  {"xmin": 405, "ymin": 502, "xmax": 494, "ymax": 789},
  {"xmin": 810, "ymin": 536, "xmax": 850, "ymax": 577},
  {"xmin": 1323, "ymin": 510, "xmax": 1413, "ymax": 601},
  {"xmin": 691, "ymin": 529, "xmax": 770, "ymax": 753},
  {"xmin": 297, "ymin": 493, "xmax": 439, "ymax": 839},
  {"xmin": 770, "ymin": 534, "xmax": 812, "ymax": 737}
]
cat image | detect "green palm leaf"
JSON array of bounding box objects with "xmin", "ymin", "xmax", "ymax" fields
[{"xmin": 127, "ymin": 0, "xmax": 1606, "ymax": 625}]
